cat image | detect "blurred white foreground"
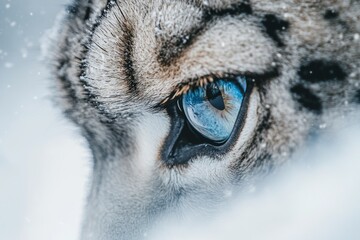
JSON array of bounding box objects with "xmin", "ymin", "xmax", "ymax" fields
[
  {"xmin": 0, "ymin": 1, "xmax": 87, "ymax": 239},
  {"xmin": 150, "ymin": 122, "xmax": 360, "ymax": 240}
]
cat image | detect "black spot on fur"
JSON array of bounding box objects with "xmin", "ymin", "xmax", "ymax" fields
[
  {"xmin": 261, "ymin": 14, "xmax": 289, "ymax": 47},
  {"xmin": 355, "ymin": 90, "xmax": 360, "ymax": 104},
  {"xmin": 299, "ymin": 60, "xmax": 346, "ymax": 83},
  {"xmin": 83, "ymin": 0, "xmax": 93, "ymax": 21},
  {"xmin": 256, "ymin": 109, "xmax": 272, "ymax": 134},
  {"xmin": 291, "ymin": 84, "xmax": 322, "ymax": 114},
  {"xmin": 66, "ymin": 0, "xmax": 93, "ymax": 21},
  {"xmin": 66, "ymin": 4, "xmax": 79, "ymax": 15},
  {"xmin": 324, "ymin": 9, "xmax": 339, "ymax": 20}
]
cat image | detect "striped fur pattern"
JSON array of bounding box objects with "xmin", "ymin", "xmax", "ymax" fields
[{"xmin": 47, "ymin": 0, "xmax": 360, "ymax": 239}]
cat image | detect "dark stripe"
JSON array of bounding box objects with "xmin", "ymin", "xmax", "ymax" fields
[
  {"xmin": 261, "ymin": 14, "xmax": 289, "ymax": 47},
  {"xmin": 299, "ymin": 60, "xmax": 346, "ymax": 83},
  {"xmin": 77, "ymin": 0, "xmax": 118, "ymax": 120},
  {"xmin": 291, "ymin": 84, "xmax": 322, "ymax": 114},
  {"xmin": 57, "ymin": 60, "xmax": 78, "ymax": 112},
  {"xmin": 78, "ymin": 0, "xmax": 137, "ymax": 116},
  {"xmin": 114, "ymin": 1, "xmax": 138, "ymax": 93},
  {"xmin": 157, "ymin": 2, "xmax": 252, "ymax": 66},
  {"xmin": 60, "ymin": 0, "xmax": 97, "ymax": 113},
  {"xmin": 232, "ymin": 110, "xmax": 272, "ymax": 174},
  {"xmin": 57, "ymin": 0, "xmax": 94, "ymax": 115},
  {"xmin": 122, "ymin": 25, "xmax": 137, "ymax": 92}
]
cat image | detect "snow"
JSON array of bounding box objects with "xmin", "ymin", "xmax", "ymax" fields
[
  {"xmin": 354, "ymin": 33, "xmax": 359, "ymax": 41},
  {"xmin": 1, "ymin": 1, "xmax": 89, "ymax": 240},
  {"xmin": 4, "ymin": 62, "xmax": 13, "ymax": 68}
]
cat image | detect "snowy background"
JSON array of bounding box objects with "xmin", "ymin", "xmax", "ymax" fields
[
  {"xmin": 0, "ymin": 1, "xmax": 89, "ymax": 239},
  {"xmin": 1, "ymin": 1, "xmax": 360, "ymax": 240}
]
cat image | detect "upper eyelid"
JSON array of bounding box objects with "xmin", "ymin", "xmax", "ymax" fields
[
  {"xmin": 155, "ymin": 67, "xmax": 279, "ymax": 110},
  {"xmin": 160, "ymin": 75, "xmax": 216, "ymax": 106},
  {"xmin": 158, "ymin": 72, "xmax": 245, "ymax": 107}
]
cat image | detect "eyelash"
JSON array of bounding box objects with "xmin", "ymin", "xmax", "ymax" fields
[{"xmin": 160, "ymin": 72, "xmax": 245, "ymax": 106}]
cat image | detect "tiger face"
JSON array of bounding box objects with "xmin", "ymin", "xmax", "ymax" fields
[{"xmin": 47, "ymin": 0, "xmax": 360, "ymax": 239}]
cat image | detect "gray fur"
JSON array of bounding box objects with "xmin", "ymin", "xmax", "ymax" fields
[{"xmin": 47, "ymin": 0, "xmax": 360, "ymax": 239}]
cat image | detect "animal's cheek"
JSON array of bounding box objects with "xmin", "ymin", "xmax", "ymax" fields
[
  {"xmin": 156, "ymin": 90, "xmax": 261, "ymax": 190},
  {"xmin": 131, "ymin": 112, "xmax": 171, "ymax": 178},
  {"xmin": 126, "ymin": 89, "xmax": 260, "ymax": 188},
  {"xmin": 226, "ymin": 89, "xmax": 260, "ymax": 165}
]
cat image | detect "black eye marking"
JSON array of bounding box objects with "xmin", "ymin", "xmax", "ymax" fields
[
  {"xmin": 324, "ymin": 9, "xmax": 339, "ymax": 20},
  {"xmin": 291, "ymin": 84, "xmax": 322, "ymax": 114},
  {"xmin": 299, "ymin": 60, "xmax": 347, "ymax": 83},
  {"xmin": 261, "ymin": 14, "xmax": 289, "ymax": 47}
]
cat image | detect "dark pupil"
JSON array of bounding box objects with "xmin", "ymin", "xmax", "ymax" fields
[{"xmin": 206, "ymin": 82, "xmax": 225, "ymax": 111}]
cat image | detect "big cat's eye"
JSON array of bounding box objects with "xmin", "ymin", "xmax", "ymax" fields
[{"xmin": 180, "ymin": 77, "xmax": 247, "ymax": 144}]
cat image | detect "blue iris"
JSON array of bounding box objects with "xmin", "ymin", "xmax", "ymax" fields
[{"xmin": 181, "ymin": 77, "xmax": 247, "ymax": 143}]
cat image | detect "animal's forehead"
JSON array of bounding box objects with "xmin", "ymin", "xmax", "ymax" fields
[
  {"xmin": 88, "ymin": 0, "xmax": 277, "ymax": 106},
  {"xmin": 85, "ymin": 0, "xmax": 358, "ymax": 111},
  {"xmin": 152, "ymin": 1, "xmax": 254, "ymax": 66}
]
